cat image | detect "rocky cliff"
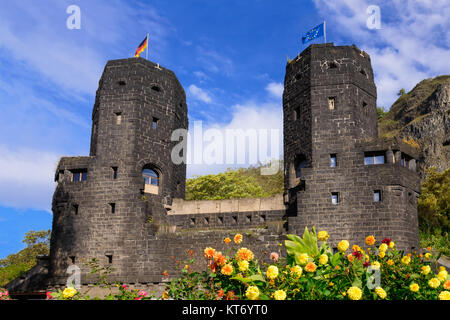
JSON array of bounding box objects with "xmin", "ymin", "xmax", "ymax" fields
[{"xmin": 379, "ymin": 76, "xmax": 450, "ymax": 178}]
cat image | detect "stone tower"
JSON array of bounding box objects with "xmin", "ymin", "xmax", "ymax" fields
[
  {"xmin": 283, "ymin": 43, "xmax": 421, "ymax": 251},
  {"xmin": 48, "ymin": 58, "xmax": 188, "ymax": 285}
]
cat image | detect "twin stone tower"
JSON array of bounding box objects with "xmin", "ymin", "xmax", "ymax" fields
[{"xmin": 12, "ymin": 43, "xmax": 423, "ymax": 293}]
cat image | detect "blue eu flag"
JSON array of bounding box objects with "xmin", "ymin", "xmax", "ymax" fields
[{"xmin": 302, "ymin": 23, "xmax": 324, "ymax": 44}]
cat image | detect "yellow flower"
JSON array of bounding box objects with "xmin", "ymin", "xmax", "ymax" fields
[
  {"xmin": 410, "ymin": 283, "xmax": 420, "ymax": 292},
  {"xmin": 238, "ymin": 260, "xmax": 249, "ymax": 272},
  {"xmin": 401, "ymin": 256, "xmax": 411, "ymax": 265},
  {"xmin": 347, "ymin": 286, "xmax": 362, "ymax": 300},
  {"xmin": 427, "ymin": 246, "xmax": 432, "ymax": 251},
  {"xmin": 365, "ymin": 235, "xmax": 376, "ymax": 246},
  {"xmin": 290, "ymin": 265, "xmax": 302, "ymax": 278},
  {"xmin": 162, "ymin": 291, "xmax": 169, "ymax": 299},
  {"xmin": 371, "ymin": 261, "xmax": 381, "ymax": 270},
  {"xmin": 379, "ymin": 243, "xmax": 388, "ymax": 252},
  {"xmin": 245, "ymin": 286, "xmax": 260, "ymax": 300},
  {"xmin": 439, "ymin": 266, "xmax": 446, "ymax": 272},
  {"xmin": 317, "ymin": 231, "xmax": 329, "ymax": 241},
  {"xmin": 338, "ymin": 240, "xmax": 349, "ymax": 252},
  {"xmin": 305, "ymin": 262, "xmax": 317, "ymax": 273},
  {"xmin": 204, "ymin": 247, "xmax": 216, "ymax": 259},
  {"xmin": 273, "ymin": 289, "xmax": 287, "ymax": 300},
  {"xmin": 428, "ymin": 278, "xmax": 441, "ymax": 289},
  {"xmin": 439, "ymin": 291, "xmax": 450, "ymax": 300},
  {"xmin": 387, "ymin": 259, "xmax": 394, "ymax": 266},
  {"xmin": 224, "ymin": 237, "xmax": 231, "ymax": 244},
  {"xmin": 388, "ymin": 241, "xmax": 395, "ymax": 249},
  {"xmin": 375, "ymin": 287, "xmax": 387, "ymax": 299},
  {"xmin": 378, "ymin": 251, "xmax": 386, "ymax": 259},
  {"xmin": 424, "ymin": 252, "xmax": 432, "ymax": 259},
  {"xmin": 236, "ymin": 248, "xmax": 254, "ymax": 261},
  {"xmin": 221, "ymin": 263, "xmax": 234, "ymax": 276},
  {"xmin": 438, "ymin": 270, "xmax": 448, "ymax": 282},
  {"xmin": 62, "ymin": 287, "xmax": 77, "ymax": 299},
  {"xmin": 266, "ymin": 265, "xmax": 279, "ymax": 279},
  {"xmin": 352, "ymin": 245, "xmax": 361, "ymax": 252},
  {"xmin": 319, "ymin": 254, "xmax": 328, "ymax": 265},
  {"xmin": 234, "ymin": 233, "xmax": 243, "ymax": 244},
  {"xmin": 365, "ymin": 255, "xmax": 370, "ymax": 262},
  {"xmin": 421, "ymin": 265, "xmax": 431, "ymax": 275},
  {"xmin": 298, "ymin": 253, "xmax": 309, "ymax": 265}
]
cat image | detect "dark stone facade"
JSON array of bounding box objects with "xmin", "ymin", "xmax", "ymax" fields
[
  {"xmin": 7, "ymin": 43, "xmax": 421, "ymax": 293},
  {"xmin": 283, "ymin": 44, "xmax": 420, "ymax": 251}
]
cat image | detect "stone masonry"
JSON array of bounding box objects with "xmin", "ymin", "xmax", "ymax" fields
[{"xmin": 7, "ymin": 43, "xmax": 421, "ymax": 294}]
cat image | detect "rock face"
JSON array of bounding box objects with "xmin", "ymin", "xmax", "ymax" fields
[{"xmin": 379, "ymin": 76, "xmax": 450, "ymax": 178}]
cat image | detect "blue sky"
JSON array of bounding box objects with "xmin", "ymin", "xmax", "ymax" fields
[{"xmin": 1, "ymin": 0, "xmax": 449, "ymax": 259}]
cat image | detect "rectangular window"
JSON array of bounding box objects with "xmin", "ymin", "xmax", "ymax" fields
[
  {"xmin": 328, "ymin": 97, "xmax": 335, "ymax": 110},
  {"xmin": 115, "ymin": 112, "xmax": 122, "ymax": 125},
  {"xmin": 71, "ymin": 169, "xmax": 87, "ymax": 182},
  {"xmin": 72, "ymin": 204, "xmax": 79, "ymax": 215},
  {"xmin": 374, "ymin": 190, "xmax": 381, "ymax": 202},
  {"xmin": 112, "ymin": 167, "xmax": 118, "ymax": 179},
  {"xmin": 364, "ymin": 152, "xmax": 385, "ymax": 165},
  {"xmin": 70, "ymin": 256, "xmax": 76, "ymax": 264},
  {"xmin": 331, "ymin": 192, "xmax": 339, "ymax": 205},
  {"xmin": 152, "ymin": 117, "xmax": 159, "ymax": 130},
  {"xmin": 401, "ymin": 153, "xmax": 411, "ymax": 168},
  {"xmin": 106, "ymin": 255, "xmax": 113, "ymax": 264},
  {"xmin": 109, "ymin": 203, "xmax": 116, "ymax": 214},
  {"xmin": 330, "ymin": 154, "xmax": 337, "ymax": 167},
  {"xmin": 58, "ymin": 170, "xmax": 64, "ymax": 182},
  {"xmin": 293, "ymin": 106, "xmax": 301, "ymax": 121}
]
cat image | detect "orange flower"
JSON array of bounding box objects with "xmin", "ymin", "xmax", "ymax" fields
[
  {"xmin": 365, "ymin": 235, "xmax": 376, "ymax": 246},
  {"xmin": 225, "ymin": 291, "xmax": 236, "ymax": 300},
  {"xmin": 427, "ymin": 246, "xmax": 432, "ymax": 251},
  {"xmin": 204, "ymin": 247, "xmax": 216, "ymax": 259},
  {"xmin": 234, "ymin": 234, "xmax": 243, "ymax": 244},
  {"xmin": 162, "ymin": 270, "xmax": 169, "ymax": 278},
  {"xmin": 347, "ymin": 254, "xmax": 354, "ymax": 262},
  {"xmin": 221, "ymin": 263, "xmax": 234, "ymax": 276},
  {"xmin": 214, "ymin": 252, "xmax": 227, "ymax": 266},
  {"xmin": 224, "ymin": 237, "xmax": 231, "ymax": 244},
  {"xmin": 217, "ymin": 289, "xmax": 224, "ymax": 299},
  {"xmin": 305, "ymin": 262, "xmax": 317, "ymax": 273},
  {"xmin": 444, "ymin": 280, "xmax": 450, "ymax": 290},
  {"xmin": 237, "ymin": 248, "xmax": 254, "ymax": 261},
  {"xmin": 162, "ymin": 291, "xmax": 169, "ymax": 299}
]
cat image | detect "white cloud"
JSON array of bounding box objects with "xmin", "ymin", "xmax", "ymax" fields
[
  {"xmin": 188, "ymin": 84, "xmax": 213, "ymax": 103},
  {"xmin": 265, "ymin": 82, "xmax": 284, "ymax": 99},
  {"xmin": 313, "ymin": 0, "xmax": 450, "ymax": 108},
  {"xmin": 0, "ymin": 145, "xmax": 59, "ymax": 212},
  {"xmin": 186, "ymin": 101, "xmax": 283, "ymax": 177}
]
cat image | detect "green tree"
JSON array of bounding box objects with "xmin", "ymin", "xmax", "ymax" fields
[
  {"xmin": 186, "ymin": 169, "xmax": 272, "ymax": 200},
  {"xmin": 377, "ymin": 106, "xmax": 387, "ymax": 120},
  {"xmin": 397, "ymin": 88, "xmax": 406, "ymax": 96},
  {"xmin": 418, "ymin": 168, "xmax": 450, "ymax": 233},
  {"xmin": 0, "ymin": 230, "xmax": 51, "ymax": 287}
]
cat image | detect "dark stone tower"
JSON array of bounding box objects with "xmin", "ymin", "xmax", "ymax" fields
[
  {"xmin": 48, "ymin": 58, "xmax": 188, "ymax": 286},
  {"xmin": 283, "ymin": 44, "xmax": 421, "ymax": 251}
]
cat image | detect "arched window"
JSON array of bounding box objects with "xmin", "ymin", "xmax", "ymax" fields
[{"xmin": 142, "ymin": 167, "xmax": 159, "ymax": 194}]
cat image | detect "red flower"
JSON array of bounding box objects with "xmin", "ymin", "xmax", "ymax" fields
[
  {"xmin": 363, "ymin": 261, "xmax": 369, "ymax": 267},
  {"xmin": 217, "ymin": 289, "xmax": 224, "ymax": 299},
  {"xmin": 381, "ymin": 238, "xmax": 391, "ymax": 245},
  {"xmin": 225, "ymin": 290, "xmax": 236, "ymax": 300},
  {"xmin": 352, "ymin": 250, "xmax": 363, "ymax": 260},
  {"xmin": 46, "ymin": 292, "xmax": 53, "ymax": 299}
]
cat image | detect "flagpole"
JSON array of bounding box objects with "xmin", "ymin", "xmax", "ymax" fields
[
  {"xmin": 324, "ymin": 20, "xmax": 326, "ymax": 43},
  {"xmin": 146, "ymin": 33, "xmax": 149, "ymax": 60}
]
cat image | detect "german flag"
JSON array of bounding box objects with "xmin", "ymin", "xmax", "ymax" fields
[{"xmin": 134, "ymin": 36, "xmax": 148, "ymax": 58}]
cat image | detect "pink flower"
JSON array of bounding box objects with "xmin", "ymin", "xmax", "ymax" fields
[
  {"xmin": 46, "ymin": 292, "xmax": 53, "ymax": 299},
  {"xmin": 138, "ymin": 290, "xmax": 147, "ymax": 297},
  {"xmin": 270, "ymin": 252, "xmax": 279, "ymax": 262},
  {"xmin": 121, "ymin": 284, "xmax": 128, "ymax": 290},
  {"xmin": 134, "ymin": 297, "xmax": 141, "ymax": 300}
]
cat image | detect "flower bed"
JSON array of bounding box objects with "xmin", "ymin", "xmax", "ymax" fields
[{"xmin": 164, "ymin": 228, "xmax": 450, "ymax": 300}]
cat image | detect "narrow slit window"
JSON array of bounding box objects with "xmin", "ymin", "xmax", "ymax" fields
[
  {"xmin": 72, "ymin": 204, "xmax": 79, "ymax": 215},
  {"xmin": 70, "ymin": 256, "xmax": 76, "ymax": 264},
  {"xmin": 374, "ymin": 190, "xmax": 381, "ymax": 202},
  {"xmin": 115, "ymin": 112, "xmax": 122, "ymax": 125},
  {"xmin": 331, "ymin": 192, "xmax": 339, "ymax": 205},
  {"xmin": 330, "ymin": 154, "xmax": 337, "ymax": 167},
  {"xmin": 152, "ymin": 117, "xmax": 159, "ymax": 130},
  {"xmin": 218, "ymin": 216, "xmax": 223, "ymax": 224},
  {"xmin": 109, "ymin": 203, "xmax": 116, "ymax": 214},
  {"xmin": 112, "ymin": 167, "xmax": 118, "ymax": 180},
  {"xmin": 106, "ymin": 255, "xmax": 113, "ymax": 264},
  {"xmin": 328, "ymin": 97, "xmax": 335, "ymax": 110}
]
